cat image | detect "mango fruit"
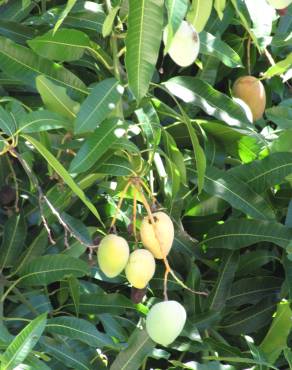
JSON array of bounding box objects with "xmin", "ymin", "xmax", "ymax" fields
[
  {"xmin": 232, "ymin": 76, "xmax": 266, "ymax": 122},
  {"xmin": 146, "ymin": 300, "xmax": 187, "ymax": 346},
  {"xmin": 267, "ymin": 0, "xmax": 291, "ymax": 9},
  {"xmin": 163, "ymin": 21, "xmax": 200, "ymax": 67},
  {"xmin": 125, "ymin": 249, "xmax": 156, "ymax": 289},
  {"xmin": 97, "ymin": 234, "xmax": 129, "ymax": 278},
  {"xmin": 140, "ymin": 212, "xmax": 174, "ymax": 259}
]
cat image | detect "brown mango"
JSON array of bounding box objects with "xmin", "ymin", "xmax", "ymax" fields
[{"xmin": 232, "ymin": 76, "xmax": 266, "ymax": 122}]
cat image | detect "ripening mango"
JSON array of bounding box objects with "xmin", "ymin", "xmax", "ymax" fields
[
  {"xmin": 267, "ymin": 0, "xmax": 291, "ymax": 9},
  {"xmin": 125, "ymin": 249, "xmax": 156, "ymax": 289},
  {"xmin": 232, "ymin": 76, "xmax": 266, "ymax": 122},
  {"xmin": 97, "ymin": 234, "xmax": 129, "ymax": 278},
  {"xmin": 163, "ymin": 21, "xmax": 200, "ymax": 67},
  {"xmin": 140, "ymin": 212, "xmax": 174, "ymax": 259},
  {"xmin": 146, "ymin": 301, "xmax": 187, "ymax": 346}
]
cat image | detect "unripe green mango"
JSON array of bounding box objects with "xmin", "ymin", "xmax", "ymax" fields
[
  {"xmin": 267, "ymin": 0, "xmax": 291, "ymax": 9},
  {"xmin": 232, "ymin": 76, "xmax": 266, "ymax": 122},
  {"xmin": 140, "ymin": 212, "xmax": 174, "ymax": 259},
  {"xmin": 146, "ymin": 301, "xmax": 186, "ymax": 346},
  {"xmin": 163, "ymin": 21, "xmax": 200, "ymax": 67},
  {"xmin": 97, "ymin": 234, "xmax": 129, "ymax": 278},
  {"xmin": 125, "ymin": 249, "xmax": 156, "ymax": 289}
]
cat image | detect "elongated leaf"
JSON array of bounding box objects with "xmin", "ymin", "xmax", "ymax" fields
[
  {"xmin": 164, "ymin": 0, "xmax": 188, "ymax": 52},
  {"xmin": 202, "ymin": 167, "xmax": 275, "ymax": 221},
  {"xmin": 266, "ymin": 106, "xmax": 292, "ymax": 129},
  {"xmin": 201, "ymin": 219, "xmax": 292, "ymax": 249},
  {"xmin": 229, "ymin": 152, "xmax": 292, "ymax": 194},
  {"xmin": 68, "ymin": 275, "xmax": 80, "ymax": 317},
  {"xmin": 19, "ymin": 109, "xmax": 70, "ymax": 133},
  {"xmin": 65, "ymin": 293, "xmax": 135, "ymax": 315},
  {"xmin": 1, "ymin": 313, "xmax": 47, "ymax": 370},
  {"xmin": 227, "ymin": 276, "xmax": 282, "ymax": 306},
  {"xmin": 214, "ymin": 0, "xmax": 226, "ymax": 19},
  {"xmin": 245, "ymin": 0, "xmax": 274, "ymax": 50},
  {"xmin": 0, "ymin": 105, "xmax": 16, "ymax": 135},
  {"xmin": 263, "ymin": 53, "xmax": 292, "ymax": 79},
  {"xmin": 96, "ymin": 155, "xmax": 136, "ymax": 176},
  {"xmin": 54, "ymin": 0, "xmax": 77, "ymax": 34},
  {"xmin": 0, "ymin": 213, "xmax": 26, "ymax": 271},
  {"xmin": 28, "ymin": 28, "xmax": 90, "ymax": 62},
  {"xmin": 200, "ymin": 31, "xmax": 243, "ymax": 68},
  {"xmin": 74, "ymin": 78, "xmax": 124, "ymax": 134},
  {"xmin": 206, "ymin": 251, "xmax": 239, "ymax": 311},
  {"xmin": 260, "ymin": 301, "xmax": 292, "ymax": 364},
  {"xmin": 18, "ymin": 255, "xmax": 89, "ymax": 285},
  {"xmin": 102, "ymin": 6, "xmax": 120, "ymax": 38},
  {"xmin": 70, "ymin": 118, "xmax": 124, "ymax": 174},
  {"xmin": 22, "ymin": 135, "xmax": 103, "ymax": 224},
  {"xmin": 36, "ymin": 75, "xmax": 80, "ymax": 121},
  {"xmin": 46, "ymin": 316, "xmax": 113, "ymax": 348},
  {"xmin": 40, "ymin": 336, "xmax": 92, "ymax": 370},
  {"xmin": 220, "ymin": 298, "xmax": 276, "ymax": 335},
  {"xmin": 125, "ymin": 0, "xmax": 164, "ymax": 101},
  {"xmin": 0, "ymin": 36, "xmax": 87, "ymax": 98},
  {"xmin": 163, "ymin": 77, "xmax": 251, "ymax": 128},
  {"xmin": 187, "ymin": 0, "xmax": 213, "ymax": 33},
  {"xmin": 110, "ymin": 328, "xmax": 155, "ymax": 370}
]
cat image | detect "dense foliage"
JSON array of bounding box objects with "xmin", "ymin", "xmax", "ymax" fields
[{"xmin": 0, "ymin": 0, "xmax": 291, "ymax": 369}]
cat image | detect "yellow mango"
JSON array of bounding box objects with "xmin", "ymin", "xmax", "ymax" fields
[
  {"xmin": 146, "ymin": 301, "xmax": 187, "ymax": 346},
  {"xmin": 267, "ymin": 0, "xmax": 291, "ymax": 8},
  {"xmin": 125, "ymin": 249, "xmax": 156, "ymax": 289},
  {"xmin": 97, "ymin": 234, "xmax": 129, "ymax": 278},
  {"xmin": 140, "ymin": 212, "xmax": 174, "ymax": 259},
  {"xmin": 232, "ymin": 76, "xmax": 266, "ymax": 122}
]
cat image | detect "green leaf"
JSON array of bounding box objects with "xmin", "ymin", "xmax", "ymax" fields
[
  {"xmin": 0, "ymin": 105, "xmax": 16, "ymax": 135},
  {"xmin": 125, "ymin": 0, "xmax": 164, "ymax": 101},
  {"xmin": 229, "ymin": 152, "xmax": 292, "ymax": 194},
  {"xmin": 214, "ymin": 0, "xmax": 226, "ymax": 19},
  {"xmin": 202, "ymin": 167, "xmax": 275, "ymax": 221},
  {"xmin": 68, "ymin": 275, "xmax": 80, "ymax": 317},
  {"xmin": 245, "ymin": 0, "xmax": 275, "ymax": 50},
  {"xmin": 0, "ymin": 313, "xmax": 47, "ymax": 370},
  {"xmin": 206, "ymin": 251, "xmax": 239, "ymax": 311},
  {"xmin": 74, "ymin": 78, "xmax": 124, "ymax": 134},
  {"xmin": 18, "ymin": 255, "xmax": 89, "ymax": 286},
  {"xmin": 102, "ymin": 6, "xmax": 120, "ymax": 38},
  {"xmin": 96, "ymin": 155, "xmax": 136, "ymax": 176},
  {"xmin": 36, "ymin": 75, "xmax": 80, "ymax": 121},
  {"xmin": 22, "ymin": 135, "xmax": 103, "ymax": 224},
  {"xmin": 0, "ymin": 36, "xmax": 87, "ymax": 98},
  {"xmin": 164, "ymin": 0, "xmax": 188, "ymax": 52},
  {"xmin": 187, "ymin": 0, "xmax": 213, "ymax": 33},
  {"xmin": 65, "ymin": 293, "xmax": 135, "ymax": 315},
  {"xmin": 28, "ymin": 28, "xmax": 90, "ymax": 62},
  {"xmin": 53, "ymin": 0, "xmax": 77, "ymax": 34},
  {"xmin": 70, "ymin": 118, "xmax": 124, "ymax": 174},
  {"xmin": 262, "ymin": 53, "xmax": 292, "ymax": 79},
  {"xmin": 220, "ymin": 298, "xmax": 276, "ymax": 335},
  {"xmin": 0, "ymin": 213, "xmax": 26, "ymax": 271},
  {"xmin": 201, "ymin": 219, "xmax": 292, "ymax": 249},
  {"xmin": 163, "ymin": 77, "xmax": 251, "ymax": 128},
  {"xmin": 19, "ymin": 109, "xmax": 70, "ymax": 133},
  {"xmin": 110, "ymin": 328, "xmax": 155, "ymax": 370},
  {"xmin": 199, "ymin": 31, "xmax": 243, "ymax": 68},
  {"xmin": 40, "ymin": 336, "xmax": 92, "ymax": 370},
  {"xmin": 266, "ymin": 106, "xmax": 292, "ymax": 129},
  {"xmin": 260, "ymin": 301, "xmax": 292, "ymax": 364},
  {"xmin": 46, "ymin": 316, "xmax": 113, "ymax": 348},
  {"xmin": 227, "ymin": 276, "xmax": 282, "ymax": 306}
]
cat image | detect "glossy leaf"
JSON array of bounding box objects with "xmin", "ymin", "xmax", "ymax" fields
[
  {"xmin": 19, "ymin": 109, "xmax": 70, "ymax": 133},
  {"xmin": 187, "ymin": 0, "xmax": 213, "ymax": 33},
  {"xmin": 18, "ymin": 255, "xmax": 89, "ymax": 285},
  {"xmin": 74, "ymin": 78, "xmax": 124, "ymax": 134},
  {"xmin": 125, "ymin": 0, "xmax": 164, "ymax": 101},
  {"xmin": 28, "ymin": 28, "xmax": 90, "ymax": 61}
]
